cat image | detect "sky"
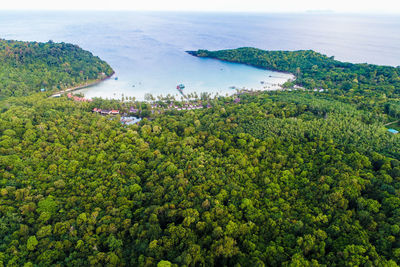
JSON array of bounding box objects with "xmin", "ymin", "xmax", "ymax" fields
[{"xmin": 1, "ymin": 0, "xmax": 400, "ymax": 13}]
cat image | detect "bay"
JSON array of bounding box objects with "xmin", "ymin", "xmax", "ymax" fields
[{"xmin": 0, "ymin": 11, "xmax": 398, "ymax": 100}]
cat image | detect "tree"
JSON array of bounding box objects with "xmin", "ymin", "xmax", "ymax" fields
[{"xmin": 27, "ymin": 236, "xmax": 38, "ymax": 251}]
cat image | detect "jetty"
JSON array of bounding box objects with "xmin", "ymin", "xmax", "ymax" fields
[{"xmin": 176, "ymin": 84, "xmax": 188, "ymax": 99}]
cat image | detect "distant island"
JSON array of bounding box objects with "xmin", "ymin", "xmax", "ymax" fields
[{"xmin": 0, "ymin": 39, "xmax": 114, "ymax": 98}]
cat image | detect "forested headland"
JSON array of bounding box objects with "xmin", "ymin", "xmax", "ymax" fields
[
  {"xmin": 0, "ymin": 39, "xmax": 114, "ymax": 98},
  {"xmin": 0, "ymin": 45, "xmax": 400, "ymax": 266},
  {"xmin": 188, "ymin": 48, "xmax": 400, "ymax": 98}
]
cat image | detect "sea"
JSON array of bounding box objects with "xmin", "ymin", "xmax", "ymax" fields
[{"xmin": 0, "ymin": 11, "xmax": 399, "ymax": 100}]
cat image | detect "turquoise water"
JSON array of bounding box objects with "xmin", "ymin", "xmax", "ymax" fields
[
  {"xmin": 0, "ymin": 11, "xmax": 398, "ymax": 100},
  {"xmin": 77, "ymin": 58, "xmax": 291, "ymax": 100}
]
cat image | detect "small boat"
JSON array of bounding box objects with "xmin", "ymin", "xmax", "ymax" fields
[{"xmin": 229, "ymin": 86, "xmax": 236, "ymax": 89}]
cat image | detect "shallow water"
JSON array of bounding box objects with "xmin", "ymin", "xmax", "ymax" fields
[{"xmin": 0, "ymin": 11, "xmax": 398, "ymax": 100}]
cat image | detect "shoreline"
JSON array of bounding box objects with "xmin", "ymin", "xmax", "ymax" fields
[
  {"xmin": 50, "ymin": 72, "xmax": 115, "ymax": 97},
  {"xmin": 59, "ymin": 53, "xmax": 295, "ymax": 101},
  {"xmin": 186, "ymin": 50, "xmax": 296, "ymax": 76},
  {"xmin": 72, "ymin": 76, "xmax": 294, "ymax": 102}
]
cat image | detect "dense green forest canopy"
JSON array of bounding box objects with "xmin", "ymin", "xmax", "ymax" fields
[
  {"xmin": 1, "ymin": 90, "xmax": 400, "ymax": 266},
  {"xmin": 188, "ymin": 48, "xmax": 400, "ymax": 98},
  {"xmin": 0, "ymin": 39, "xmax": 114, "ymax": 98},
  {"xmin": 0, "ymin": 45, "xmax": 400, "ymax": 266}
]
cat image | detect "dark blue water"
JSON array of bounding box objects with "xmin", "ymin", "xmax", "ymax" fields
[{"xmin": 0, "ymin": 11, "xmax": 399, "ymax": 99}]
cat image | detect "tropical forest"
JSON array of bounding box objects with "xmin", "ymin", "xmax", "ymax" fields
[
  {"xmin": 0, "ymin": 39, "xmax": 114, "ymax": 98},
  {"xmin": 0, "ymin": 41, "xmax": 400, "ymax": 266}
]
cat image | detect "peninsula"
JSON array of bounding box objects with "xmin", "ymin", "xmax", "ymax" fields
[
  {"xmin": 188, "ymin": 47, "xmax": 400, "ymax": 98},
  {"xmin": 0, "ymin": 39, "xmax": 114, "ymax": 98}
]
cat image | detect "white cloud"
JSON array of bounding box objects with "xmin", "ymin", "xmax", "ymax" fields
[{"xmin": 1, "ymin": 0, "xmax": 400, "ymax": 13}]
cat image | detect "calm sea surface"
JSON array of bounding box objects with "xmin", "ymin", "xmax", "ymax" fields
[{"xmin": 0, "ymin": 11, "xmax": 399, "ymax": 100}]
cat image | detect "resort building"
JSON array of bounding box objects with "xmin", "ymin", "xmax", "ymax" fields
[
  {"xmin": 129, "ymin": 107, "xmax": 139, "ymax": 113},
  {"xmin": 92, "ymin": 108, "xmax": 119, "ymax": 115}
]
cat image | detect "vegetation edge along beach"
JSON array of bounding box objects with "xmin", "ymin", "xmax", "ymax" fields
[
  {"xmin": 0, "ymin": 39, "xmax": 114, "ymax": 98},
  {"xmin": 187, "ymin": 47, "xmax": 400, "ymax": 96},
  {"xmin": 50, "ymin": 72, "xmax": 115, "ymax": 97}
]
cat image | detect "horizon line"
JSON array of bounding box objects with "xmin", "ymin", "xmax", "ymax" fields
[{"xmin": 0, "ymin": 9, "xmax": 399, "ymax": 15}]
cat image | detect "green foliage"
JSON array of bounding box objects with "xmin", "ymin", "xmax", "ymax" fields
[
  {"xmin": 27, "ymin": 236, "xmax": 38, "ymax": 251},
  {"xmin": 1, "ymin": 90, "xmax": 399, "ymax": 266},
  {"xmin": 0, "ymin": 45, "xmax": 400, "ymax": 266},
  {"xmin": 37, "ymin": 197, "xmax": 58, "ymax": 214},
  {"xmin": 0, "ymin": 39, "xmax": 113, "ymax": 97},
  {"xmin": 386, "ymin": 101, "xmax": 400, "ymax": 119},
  {"xmin": 189, "ymin": 47, "xmax": 400, "ymax": 98},
  {"xmin": 157, "ymin": 260, "xmax": 172, "ymax": 267}
]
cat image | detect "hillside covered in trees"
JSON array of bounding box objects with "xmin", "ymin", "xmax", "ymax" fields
[
  {"xmin": 188, "ymin": 48, "xmax": 400, "ymax": 98},
  {"xmin": 0, "ymin": 39, "xmax": 114, "ymax": 98},
  {"xmin": 0, "ymin": 46, "xmax": 400, "ymax": 266}
]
